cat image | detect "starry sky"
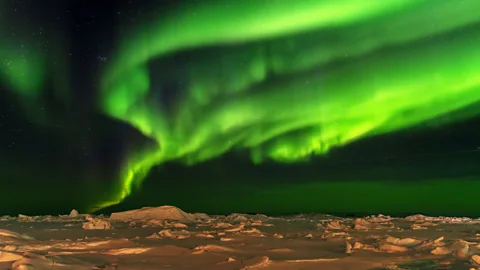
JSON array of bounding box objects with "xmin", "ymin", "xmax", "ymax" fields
[{"xmin": 1, "ymin": 0, "xmax": 480, "ymax": 217}]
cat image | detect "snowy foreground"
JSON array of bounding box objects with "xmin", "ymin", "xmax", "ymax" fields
[{"xmin": 1, "ymin": 206, "xmax": 480, "ymax": 269}]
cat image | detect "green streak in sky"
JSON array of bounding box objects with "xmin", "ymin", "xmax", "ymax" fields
[
  {"xmin": 98, "ymin": 0, "xmax": 480, "ymax": 210},
  {"xmin": 0, "ymin": 1, "xmax": 45, "ymax": 97},
  {"xmin": 0, "ymin": 43, "xmax": 46, "ymax": 97},
  {"xmin": 1, "ymin": 6, "xmax": 72, "ymax": 127},
  {"xmin": 0, "ymin": 5, "xmax": 51, "ymax": 125}
]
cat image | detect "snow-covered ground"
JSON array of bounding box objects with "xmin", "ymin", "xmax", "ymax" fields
[{"xmin": 1, "ymin": 206, "xmax": 480, "ymax": 269}]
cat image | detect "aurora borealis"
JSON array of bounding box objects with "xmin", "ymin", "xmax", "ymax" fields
[
  {"xmin": 1, "ymin": 0, "xmax": 480, "ymax": 216},
  {"xmin": 99, "ymin": 0, "xmax": 480, "ymax": 209}
]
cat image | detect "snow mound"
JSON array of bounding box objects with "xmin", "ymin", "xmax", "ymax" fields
[{"xmin": 109, "ymin": 206, "xmax": 195, "ymax": 222}]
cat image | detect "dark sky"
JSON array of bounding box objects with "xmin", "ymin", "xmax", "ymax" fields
[{"xmin": 1, "ymin": 0, "xmax": 480, "ymax": 217}]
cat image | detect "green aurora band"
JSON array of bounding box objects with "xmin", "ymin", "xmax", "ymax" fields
[
  {"xmin": 0, "ymin": 5, "xmax": 46, "ymax": 99},
  {"xmin": 0, "ymin": 3, "xmax": 65, "ymax": 124},
  {"xmin": 98, "ymin": 0, "xmax": 480, "ymax": 210}
]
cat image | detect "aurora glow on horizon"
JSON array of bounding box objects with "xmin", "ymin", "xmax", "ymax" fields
[{"xmin": 92, "ymin": 0, "xmax": 480, "ymax": 210}]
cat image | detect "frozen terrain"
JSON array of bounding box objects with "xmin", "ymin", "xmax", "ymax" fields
[{"xmin": 1, "ymin": 206, "xmax": 480, "ymax": 269}]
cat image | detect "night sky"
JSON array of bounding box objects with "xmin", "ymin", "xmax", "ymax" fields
[{"xmin": 1, "ymin": 0, "xmax": 480, "ymax": 217}]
